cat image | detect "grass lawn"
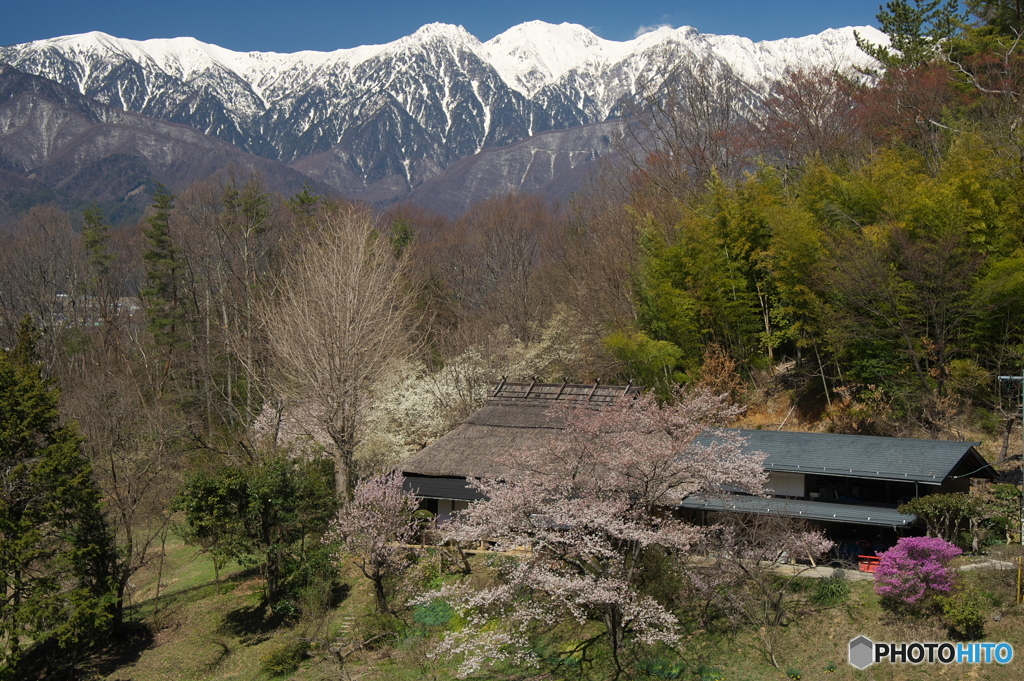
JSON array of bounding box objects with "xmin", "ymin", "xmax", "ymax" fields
[{"xmin": 35, "ymin": 539, "xmax": 1018, "ymax": 681}]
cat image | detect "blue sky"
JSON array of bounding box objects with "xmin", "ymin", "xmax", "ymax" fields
[{"xmin": 1, "ymin": 1, "xmax": 888, "ymax": 52}]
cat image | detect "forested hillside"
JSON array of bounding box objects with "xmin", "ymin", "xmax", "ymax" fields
[{"xmin": 2, "ymin": 2, "xmax": 1024, "ymax": 679}]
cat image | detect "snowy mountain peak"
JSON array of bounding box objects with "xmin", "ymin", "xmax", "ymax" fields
[
  {"xmin": 406, "ymin": 23, "xmax": 479, "ymax": 47},
  {"xmin": 6, "ymin": 22, "xmax": 885, "ymax": 97},
  {"xmin": 487, "ymin": 20, "xmax": 604, "ymax": 50},
  {"xmin": 483, "ymin": 21, "xmax": 625, "ymax": 94},
  {"xmin": 0, "ymin": 20, "xmax": 884, "ymax": 206}
]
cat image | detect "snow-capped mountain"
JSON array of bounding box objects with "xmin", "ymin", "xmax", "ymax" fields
[
  {"xmin": 0, "ymin": 22, "xmax": 885, "ymax": 203},
  {"xmin": 0, "ymin": 64, "xmax": 323, "ymax": 225}
]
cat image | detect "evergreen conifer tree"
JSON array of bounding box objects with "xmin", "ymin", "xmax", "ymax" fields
[
  {"xmin": 82, "ymin": 204, "xmax": 113, "ymax": 281},
  {"xmin": 967, "ymin": 0, "xmax": 1023, "ymax": 36},
  {"xmin": 0, "ymin": 320, "xmax": 117, "ymax": 678},
  {"xmin": 141, "ymin": 186, "xmax": 185, "ymax": 351},
  {"xmin": 286, "ymin": 183, "xmax": 322, "ymax": 228},
  {"xmin": 856, "ymin": 0, "xmax": 964, "ymax": 68}
]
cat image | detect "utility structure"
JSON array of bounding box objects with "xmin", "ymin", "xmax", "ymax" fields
[{"xmin": 998, "ymin": 375, "xmax": 1024, "ymax": 546}]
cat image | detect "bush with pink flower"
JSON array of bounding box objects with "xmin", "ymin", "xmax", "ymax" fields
[{"xmin": 874, "ymin": 536, "xmax": 961, "ymax": 613}]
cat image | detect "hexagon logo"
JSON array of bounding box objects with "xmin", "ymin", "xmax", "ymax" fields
[{"xmin": 849, "ymin": 636, "xmax": 875, "ymax": 669}]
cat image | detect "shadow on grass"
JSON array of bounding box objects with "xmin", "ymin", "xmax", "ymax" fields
[
  {"xmin": 18, "ymin": 621, "xmax": 155, "ymax": 681},
  {"xmin": 219, "ymin": 604, "xmax": 286, "ymax": 645},
  {"xmin": 218, "ymin": 583, "xmax": 352, "ymax": 646},
  {"xmin": 326, "ymin": 583, "xmax": 352, "ymax": 609},
  {"xmin": 125, "ymin": 566, "xmax": 262, "ymax": 622}
]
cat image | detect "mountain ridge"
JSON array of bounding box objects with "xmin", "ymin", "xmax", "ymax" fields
[
  {"xmin": 0, "ymin": 21, "xmax": 885, "ymax": 207},
  {"xmin": 3, "ymin": 22, "xmax": 882, "ymax": 96},
  {"xmin": 0, "ymin": 64, "xmax": 326, "ymax": 224}
]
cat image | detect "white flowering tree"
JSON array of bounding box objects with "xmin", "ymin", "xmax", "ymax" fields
[
  {"xmin": 356, "ymin": 307, "xmax": 597, "ymax": 471},
  {"xmin": 416, "ymin": 386, "xmax": 767, "ymax": 678}
]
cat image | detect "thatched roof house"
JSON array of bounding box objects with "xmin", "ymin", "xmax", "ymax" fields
[
  {"xmin": 399, "ymin": 380, "xmax": 641, "ymax": 518},
  {"xmin": 401, "ymin": 380, "xmax": 996, "ymax": 535}
]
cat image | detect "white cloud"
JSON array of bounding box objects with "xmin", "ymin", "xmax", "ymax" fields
[{"xmin": 634, "ymin": 23, "xmax": 673, "ymax": 38}]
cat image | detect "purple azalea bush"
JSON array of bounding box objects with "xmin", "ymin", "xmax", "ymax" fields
[{"xmin": 874, "ymin": 536, "xmax": 961, "ymax": 609}]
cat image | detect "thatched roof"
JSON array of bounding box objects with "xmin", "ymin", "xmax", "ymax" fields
[
  {"xmin": 400, "ymin": 380, "xmax": 993, "ymax": 504},
  {"xmin": 398, "ymin": 381, "xmax": 640, "ymax": 480}
]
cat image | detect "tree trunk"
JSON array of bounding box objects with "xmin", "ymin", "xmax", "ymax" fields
[
  {"xmin": 328, "ymin": 418, "xmax": 356, "ymax": 500},
  {"xmin": 334, "ymin": 449, "xmax": 352, "ymax": 501},
  {"xmin": 372, "ymin": 573, "xmax": 389, "ymax": 614},
  {"xmin": 603, "ymin": 605, "xmax": 624, "ymax": 680}
]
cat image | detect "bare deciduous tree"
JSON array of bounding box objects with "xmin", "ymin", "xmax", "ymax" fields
[
  {"xmin": 621, "ymin": 48, "xmax": 756, "ymax": 224},
  {"xmin": 174, "ymin": 175, "xmax": 282, "ymax": 437},
  {"xmin": 754, "ymin": 68, "xmax": 865, "ymax": 173},
  {"xmin": 0, "ymin": 206, "xmax": 85, "ymax": 356},
  {"xmin": 63, "ymin": 368, "xmax": 181, "ymax": 624},
  {"xmin": 440, "ymin": 193, "xmax": 556, "ymax": 343},
  {"xmin": 691, "ymin": 513, "xmax": 834, "ymax": 668},
  {"xmin": 262, "ymin": 204, "xmax": 417, "ymax": 498}
]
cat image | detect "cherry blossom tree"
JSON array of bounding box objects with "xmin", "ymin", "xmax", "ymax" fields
[
  {"xmin": 326, "ymin": 473, "xmax": 420, "ymax": 614},
  {"xmin": 691, "ymin": 514, "xmax": 834, "ymax": 667},
  {"xmin": 416, "ymin": 386, "xmax": 767, "ymax": 679}
]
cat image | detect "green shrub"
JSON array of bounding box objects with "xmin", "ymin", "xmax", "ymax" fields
[
  {"xmin": 634, "ymin": 655, "xmax": 686, "ymax": 678},
  {"xmin": 637, "ymin": 545, "xmax": 685, "ymax": 609},
  {"xmin": 413, "ymin": 600, "xmax": 454, "ymax": 629},
  {"xmin": 810, "ymin": 572, "xmax": 850, "ymax": 606},
  {"xmin": 939, "ymin": 587, "xmax": 986, "ymax": 640},
  {"xmin": 695, "ymin": 665, "xmax": 725, "ymax": 681},
  {"xmin": 356, "ymin": 610, "xmax": 406, "ymax": 648},
  {"xmin": 259, "ymin": 639, "xmax": 310, "ymax": 677},
  {"xmin": 283, "ymin": 543, "xmax": 343, "ymax": 620}
]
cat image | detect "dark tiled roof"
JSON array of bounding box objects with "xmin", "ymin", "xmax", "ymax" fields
[
  {"xmin": 696, "ymin": 429, "xmax": 991, "ymax": 484},
  {"xmin": 400, "ymin": 383, "xmax": 994, "ymax": 490},
  {"xmin": 680, "ymin": 495, "xmax": 917, "ymax": 527}
]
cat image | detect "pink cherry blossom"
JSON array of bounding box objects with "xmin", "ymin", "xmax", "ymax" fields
[{"xmin": 418, "ymin": 385, "xmax": 768, "ymax": 677}]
